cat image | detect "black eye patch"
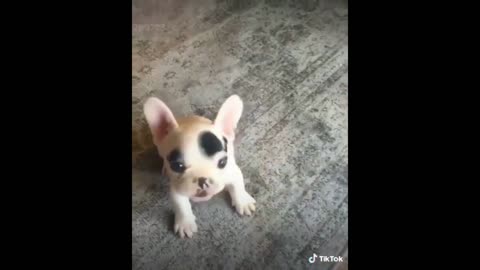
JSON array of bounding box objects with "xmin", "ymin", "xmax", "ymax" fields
[
  {"xmin": 167, "ymin": 148, "xmax": 182, "ymax": 162},
  {"xmin": 167, "ymin": 148, "xmax": 186, "ymax": 173},
  {"xmin": 199, "ymin": 131, "xmax": 224, "ymax": 157}
]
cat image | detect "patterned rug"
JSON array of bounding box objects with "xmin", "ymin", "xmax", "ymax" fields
[{"xmin": 132, "ymin": 1, "xmax": 348, "ymax": 269}]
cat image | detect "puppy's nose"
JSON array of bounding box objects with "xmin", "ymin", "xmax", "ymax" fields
[{"xmin": 198, "ymin": 177, "xmax": 209, "ymax": 190}]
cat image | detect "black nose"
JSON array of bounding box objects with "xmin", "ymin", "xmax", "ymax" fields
[{"xmin": 198, "ymin": 177, "xmax": 209, "ymax": 189}]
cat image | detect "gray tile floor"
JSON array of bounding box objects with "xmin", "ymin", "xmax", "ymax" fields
[{"xmin": 132, "ymin": 1, "xmax": 348, "ymax": 269}]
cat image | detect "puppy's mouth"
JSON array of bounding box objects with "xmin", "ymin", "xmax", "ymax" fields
[
  {"xmin": 195, "ymin": 189, "xmax": 209, "ymax": 197},
  {"xmin": 193, "ymin": 177, "xmax": 213, "ymax": 197},
  {"xmin": 193, "ymin": 184, "xmax": 220, "ymax": 198}
]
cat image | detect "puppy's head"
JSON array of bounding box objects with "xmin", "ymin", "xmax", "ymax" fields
[{"xmin": 143, "ymin": 95, "xmax": 243, "ymax": 200}]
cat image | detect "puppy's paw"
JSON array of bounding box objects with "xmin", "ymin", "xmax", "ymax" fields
[
  {"xmin": 174, "ymin": 215, "xmax": 198, "ymax": 238},
  {"xmin": 232, "ymin": 192, "xmax": 256, "ymax": 216}
]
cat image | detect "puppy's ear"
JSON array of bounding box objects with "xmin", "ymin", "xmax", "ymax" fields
[
  {"xmin": 214, "ymin": 95, "xmax": 243, "ymax": 140},
  {"xmin": 143, "ymin": 97, "xmax": 178, "ymax": 145}
]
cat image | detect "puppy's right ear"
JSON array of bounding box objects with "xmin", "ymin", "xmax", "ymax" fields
[{"xmin": 143, "ymin": 97, "xmax": 178, "ymax": 145}]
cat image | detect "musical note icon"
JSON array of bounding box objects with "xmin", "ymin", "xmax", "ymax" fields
[{"xmin": 308, "ymin": 253, "xmax": 317, "ymax": 263}]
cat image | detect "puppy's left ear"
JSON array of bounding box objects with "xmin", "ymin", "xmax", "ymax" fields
[
  {"xmin": 214, "ymin": 95, "xmax": 243, "ymax": 140},
  {"xmin": 143, "ymin": 97, "xmax": 178, "ymax": 145}
]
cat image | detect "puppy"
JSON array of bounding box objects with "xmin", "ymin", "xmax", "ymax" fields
[{"xmin": 143, "ymin": 95, "xmax": 256, "ymax": 238}]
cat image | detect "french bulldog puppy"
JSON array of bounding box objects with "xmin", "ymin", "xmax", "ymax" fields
[{"xmin": 143, "ymin": 95, "xmax": 256, "ymax": 238}]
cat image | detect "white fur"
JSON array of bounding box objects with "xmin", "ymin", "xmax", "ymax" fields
[
  {"xmin": 171, "ymin": 153, "xmax": 255, "ymax": 237},
  {"xmin": 171, "ymin": 191, "xmax": 197, "ymax": 238},
  {"xmin": 224, "ymin": 160, "xmax": 256, "ymax": 216}
]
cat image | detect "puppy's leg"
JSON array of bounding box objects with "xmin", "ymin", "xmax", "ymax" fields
[
  {"xmin": 171, "ymin": 191, "xmax": 197, "ymax": 238},
  {"xmin": 226, "ymin": 165, "xmax": 256, "ymax": 216}
]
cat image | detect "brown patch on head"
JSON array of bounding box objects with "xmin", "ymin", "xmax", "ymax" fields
[
  {"xmin": 176, "ymin": 115, "xmax": 212, "ymax": 130},
  {"xmin": 167, "ymin": 115, "xmax": 218, "ymax": 147},
  {"xmin": 156, "ymin": 115, "xmax": 214, "ymax": 156}
]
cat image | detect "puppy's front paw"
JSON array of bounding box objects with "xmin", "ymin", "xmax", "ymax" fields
[
  {"xmin": 232, "ymin": 192, "xmax": 256, "ymax": 216},
  {"xmin": 174, "ymin": 215, "xmax": 198, "ymax": 238}
]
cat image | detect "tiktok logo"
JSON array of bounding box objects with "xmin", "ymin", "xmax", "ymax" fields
[
  {"xmin": 308, "ymin": 253, "xmax": 344, "ymax": 263},
  {"xmin": 308, "ymin": 253, "xmax": 317, "ymax": 263}
]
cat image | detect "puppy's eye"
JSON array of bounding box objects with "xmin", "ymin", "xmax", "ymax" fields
[
  {"xmin": 217, "ymin": 157, "xmax": 228, "ymax": 169},
  {"xmin": 170, "ymin": 162, "xmax": 186, "ymax": 173}
]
